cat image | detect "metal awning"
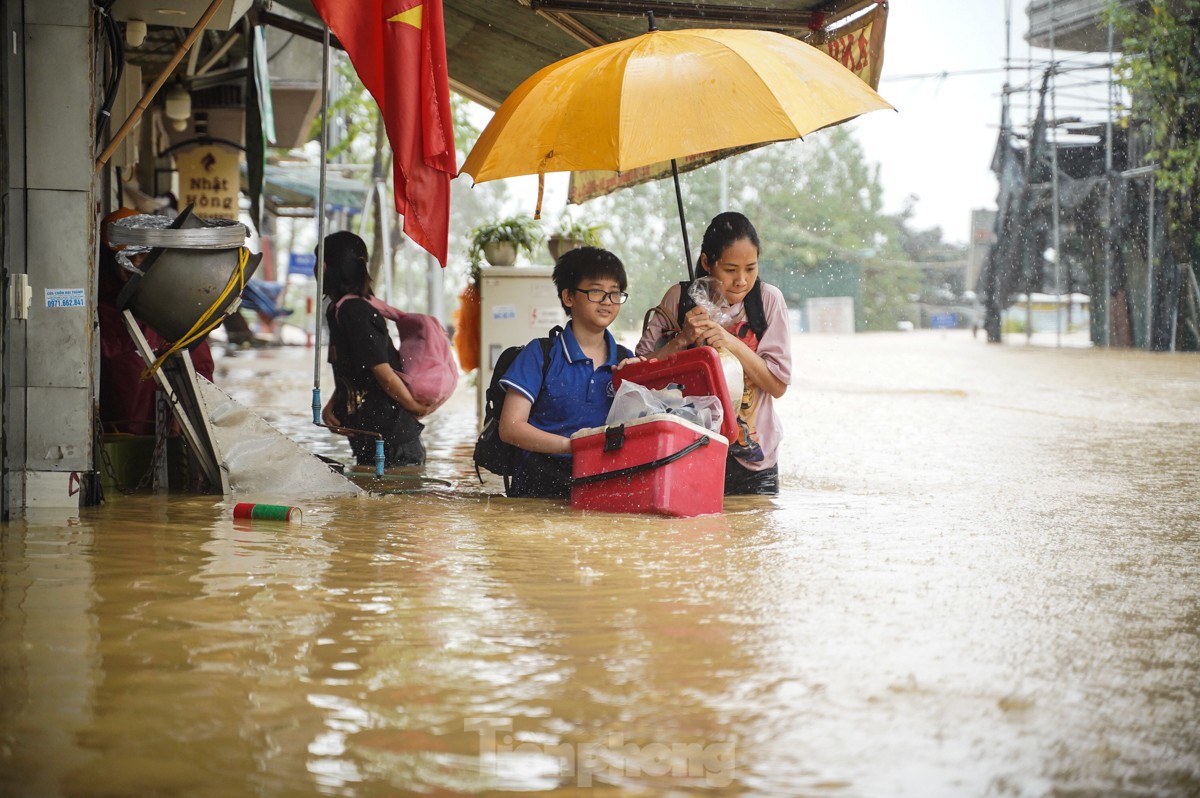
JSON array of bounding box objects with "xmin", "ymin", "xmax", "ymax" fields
[
  {"xmin": 254, "ymin": 164, "xmax": 370, "ymax": 216},
  {"xmin": 267, "ymin": 0, "xmax": 889, "ymax": 110}
]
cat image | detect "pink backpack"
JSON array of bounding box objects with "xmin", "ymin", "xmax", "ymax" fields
[{"xmin": 336, "ymin": 295, "xmax": 459, "ymax": 411}]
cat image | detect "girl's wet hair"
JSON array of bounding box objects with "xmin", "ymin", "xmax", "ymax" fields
[
  {"xmin": 321, "ymin": 231, "xmax": 373, "ymax": 300},
  {"xmin": 552, "ymin": 246, "xmax": 628, "ymax": 315},
  {"xmin": 698, "ymin": 211, "xmax": 760, "ymax": 274}
]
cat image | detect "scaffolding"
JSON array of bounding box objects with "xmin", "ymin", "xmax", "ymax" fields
[{"xmin": 980, "ymin": 0, "xmax": 1199, "ymax": 350}]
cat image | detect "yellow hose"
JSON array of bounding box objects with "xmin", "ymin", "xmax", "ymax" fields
[{"xmin": 142, "ymin": 246, "xmax": 249, "ymax": 379}]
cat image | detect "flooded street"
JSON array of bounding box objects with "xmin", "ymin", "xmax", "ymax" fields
[{"xmin": 2, "ymin": 331, "xmax": 1198, "ymax": 797}]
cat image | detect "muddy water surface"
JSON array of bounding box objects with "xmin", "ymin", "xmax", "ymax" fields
[{"xmin": 2, "ymin": 331, "xmax": 1197, "ymax": 797}]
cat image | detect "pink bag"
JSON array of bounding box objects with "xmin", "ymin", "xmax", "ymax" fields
[{"xmin": 336, "ymin": 295, "xmax": 459, "ymax": 411}]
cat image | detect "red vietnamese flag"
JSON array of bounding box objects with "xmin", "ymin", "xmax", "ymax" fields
[{"xmin": 311, "ymin": 0, "xmax": 457, "ymax": 266}]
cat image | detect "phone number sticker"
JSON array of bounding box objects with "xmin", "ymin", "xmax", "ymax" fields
[{"xmin": 45, "ymin": 288, "xmax": 86, "ymax": 308}]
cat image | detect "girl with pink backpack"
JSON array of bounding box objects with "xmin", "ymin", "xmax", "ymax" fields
[{"xmin": 319, "ymin": 232, "xmax": 458, "ymax": 467}]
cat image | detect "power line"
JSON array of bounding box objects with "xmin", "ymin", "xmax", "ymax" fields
[
  {"xmin": 881, "ymin": 67, "xmax": 1012, "ymax": 82},
  {"xmin": 884, "ymin": 58, "xmax": 1116, "ymax": 85}
]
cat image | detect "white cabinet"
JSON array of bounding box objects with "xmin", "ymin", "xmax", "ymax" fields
[{"xmin": 477, "ymin": 266, "xmax": 567, "ymax": 423}]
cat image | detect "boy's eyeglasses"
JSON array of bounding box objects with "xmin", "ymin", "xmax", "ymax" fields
[{"xmin": 573, "ymin": 288, "xmax": 629, "ymax": 305}]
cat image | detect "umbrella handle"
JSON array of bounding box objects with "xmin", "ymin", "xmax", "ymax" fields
[{"xmin": 671, "ymin": 159, "xmax": 694, "ymax": 281}]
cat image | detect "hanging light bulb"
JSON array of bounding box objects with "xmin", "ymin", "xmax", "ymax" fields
[{"xmin": 165, "ymin": 84, "xmax": 191, "ymax": 132}]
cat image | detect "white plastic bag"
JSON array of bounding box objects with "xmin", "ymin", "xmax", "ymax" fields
[
  {"xmin": 606, "ymin": 381, "xmax": 680, "ymax": 425},
  {"xmin": 717, "ymin": 349, "xmax": 744, "ymax": 414},
  {"xmin": 605, "ymin": 381, "xmax": 724, "ymax": 435},
  {"xmin": 671, "ymin": 393, "xmax": 724, "ymax": 434},
  {"xmin": 688, "ymin": 276, "xmax": 736, "ymax": 327},
  {"xmin": 688, "ymin": 276, "xmax": 744, "ymax": 410}
]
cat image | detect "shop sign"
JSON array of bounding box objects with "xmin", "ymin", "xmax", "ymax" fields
[{"xmin": 176, "ymin": 146, "xmax": 240, "ymax": 220}]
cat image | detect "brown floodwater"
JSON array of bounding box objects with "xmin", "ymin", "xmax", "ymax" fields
[{"xmin": 2, "ymin": 331, "xmax": 1197, "ymax": 797}]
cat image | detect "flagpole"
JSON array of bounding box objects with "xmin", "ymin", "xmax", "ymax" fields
[{"xmin": 312, "ymin": 23, "xmax": 331, "ymax": 424}]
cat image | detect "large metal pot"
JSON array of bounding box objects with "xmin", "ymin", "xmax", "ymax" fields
[{"xmin": 111, "ymin": 207, "xmax": 262, "ymax": 343}]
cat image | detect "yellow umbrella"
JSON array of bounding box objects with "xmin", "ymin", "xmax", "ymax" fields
[{"xmin": 460, "ymin": 23, "xmax": 894, "ymax": 274}]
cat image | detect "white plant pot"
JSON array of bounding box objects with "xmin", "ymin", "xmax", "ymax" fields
[
  {"xmin": 482, "ymin": 241, "xmax": 517, "ymax": 266},
  {"xmin": 548, "ymin": 235, "xmax": 586, "ymax": 263}
]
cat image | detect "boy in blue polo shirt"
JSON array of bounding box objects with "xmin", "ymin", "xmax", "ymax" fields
[{"xmin": 498, "ymin": 247, "xmax": 642, "ymax": 498}]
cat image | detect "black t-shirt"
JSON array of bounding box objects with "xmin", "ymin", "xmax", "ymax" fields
[
  {"xmin": 325, "ymin": 295, "xmax": 424, "ymax": 460},
  {"xmin": 326, "ymin": 297, "xmax": 402, "ymax": 394}
]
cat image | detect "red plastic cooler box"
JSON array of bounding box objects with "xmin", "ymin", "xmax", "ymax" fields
[{"xmin": 570, "ymin": 348, "xmax": 738, "ymax": 517}]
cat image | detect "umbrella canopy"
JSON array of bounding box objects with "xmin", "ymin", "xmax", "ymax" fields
[
  {"xmin": 459, "ymin": 25, "xmax": 893, "ymax": 275},
  {"xmin": 460, "ymin": 26, "xmax": 893, "ymax": 182}
]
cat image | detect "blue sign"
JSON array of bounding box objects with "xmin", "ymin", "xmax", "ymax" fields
[
  {"xmin": 288, "ymin": 252, "xmax": 316, "ymax": 277},
  {"xmin": 930, "ymin": 312, "xmax": 958, "ymax": 329}
]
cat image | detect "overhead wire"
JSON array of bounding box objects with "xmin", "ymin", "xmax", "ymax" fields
[{"xmin": 94, "ymin": 0, "xmax": 124, "ymax": 142}]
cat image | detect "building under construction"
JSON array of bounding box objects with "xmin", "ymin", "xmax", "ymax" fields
[{"xmin": 980, "ymin": 0, "xmax": 1199, "ymax": 351}]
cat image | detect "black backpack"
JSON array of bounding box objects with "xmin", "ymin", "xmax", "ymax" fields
[{"xmin": 473, "ymin": 326, "xmax": 562, "ymax": 484}]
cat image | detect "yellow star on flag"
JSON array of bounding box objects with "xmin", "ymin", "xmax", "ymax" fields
[{"xmin": 388, "ymin": 3, "xmax": 423, "ymax": 29}]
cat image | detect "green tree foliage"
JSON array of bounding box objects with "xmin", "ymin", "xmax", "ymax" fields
[
  {"xmin": 860, "ymin": 263, "xmax": 923, "ymax": 331},
  {"xmin": 582, "ymin": 126, "xmax": 943, "ymax": 337},
  {"xmin": 1107, "ymin": 0, "xmax": 1200, "ymax": 266}
]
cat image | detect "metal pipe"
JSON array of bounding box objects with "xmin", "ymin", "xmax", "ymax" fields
[
  {"xmin": 186, "ymin": 28, "xmax": 203, "ymax": 77},
  {"xmin": 310, "ymin": 29, "xmax": 382, "ymax": 477},
  {"xmin": 196, "ymin": 30, "xmax": 241, "ymax": 77},
  {"xmin": 1121, "ymin": 165, "xmax": 1157, "ymax": 178},
  {"xmin": 1147, "ymin": 172, "xmax": 1155, "ymax": 348},
  {"xmin": 426, "ymin": 250, "xmax": 443, "ymax": 320},
  {"xmin": 312, "ymin": 23, "xmax": 330, "ymax": 422},
  {"xmin": 94, "ymin": 0, "xmax": 227, "ymax": 173},
  {"xmin": 1048, "ymin": 0, "xmax": 1063, "ymax": 347},
  {"xmin": 378, "ymin": 183, "xmax": 394, "ymax": 307},
  {"xmin": 1103, "ymin": 18, "xmax": 1114, "ymax": 347}
]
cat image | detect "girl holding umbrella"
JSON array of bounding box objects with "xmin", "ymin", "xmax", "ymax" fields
[{"xmin": 636, "ymin": 212, "xmax": 793, "ymax": 496}]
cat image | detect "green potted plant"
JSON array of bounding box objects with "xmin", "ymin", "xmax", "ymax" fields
[
  {"xmin": 547, "ymin": 215, "xmax": 606, "ymax": 262},
  {"xmin": 468, "ymin": 215, "xmax": 542, "ymax": 267}
]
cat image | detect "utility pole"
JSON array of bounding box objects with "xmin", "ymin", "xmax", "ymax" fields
[
  {"xmin": 1103, "ymin": 18, "xmax": 1115, "ymax": 347},
  {"xmin": 1048, "ymin": 0, "xmax": 1064, "ymax": 347}
]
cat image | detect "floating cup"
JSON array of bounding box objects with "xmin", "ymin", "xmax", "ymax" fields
[{"xmin": 233, "ymin": 502, "xmax": 302, "ymax": 522}]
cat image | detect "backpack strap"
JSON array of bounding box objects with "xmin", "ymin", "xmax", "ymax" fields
[
  {"xmin": 333, "ymin": 293, "xmax": 404, "ymax": 323},
  {"xmin": 473, "ymin": 325, "xmax": 564, "ymax": 489},
  {"xmin": 643, "ymin": 304, "xmax": 681, "ymax": 343},
  {"xmin": 675, "ymin": 279, "xmax": 696, "ymax": 322},
  {"xmin": 500, "ymin": 324, "xmax": 563, "ymax": 493},
  {"xmin": 535, "ymin": 325, "xmax": 563, "ymax": 388},
  {"xmin": 332, "ymin": 293, "xmax": 372, "ymax": 321},
  {"xmin": 332, "ymin": 293, "xmax": 353, "ymax": 317},
  {"xmin": 543, "ymin": 324, "xmax": 563, "ymax": 349}
]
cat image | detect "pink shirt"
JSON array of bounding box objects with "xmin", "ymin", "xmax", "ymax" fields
[{"xmin": 636, "ymin": 281, "xmax": 792, "ymax": 470}]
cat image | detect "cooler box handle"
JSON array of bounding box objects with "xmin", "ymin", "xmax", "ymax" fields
[{"xmin": 571, "ymin": 434, "xmax": 711, "ymax": 486}]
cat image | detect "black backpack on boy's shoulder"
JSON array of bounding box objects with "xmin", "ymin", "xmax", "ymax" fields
[{"xmin": 473, "ymin": 326, "xmax": 562, "ymax": 484}]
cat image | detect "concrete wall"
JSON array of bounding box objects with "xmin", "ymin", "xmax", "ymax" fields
[{"xmin": 2, "ymin": 0, "xmax": 96, "ymax": 516}]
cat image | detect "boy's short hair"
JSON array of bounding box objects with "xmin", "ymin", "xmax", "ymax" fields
[{"xmin": 552, "ymin": 247, "xmax": 628, "ymax": 315}]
